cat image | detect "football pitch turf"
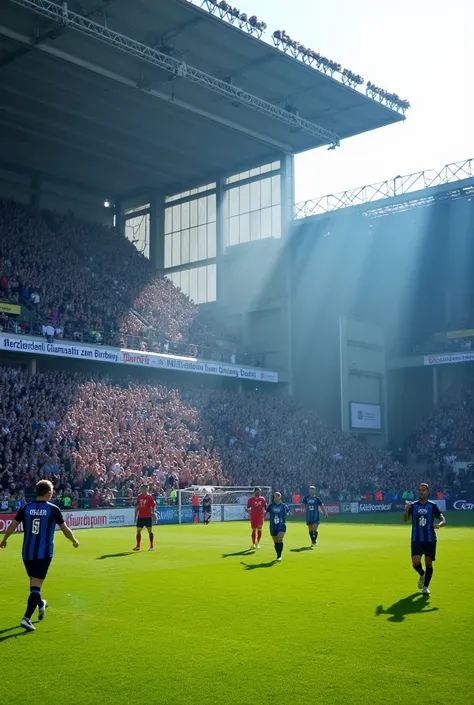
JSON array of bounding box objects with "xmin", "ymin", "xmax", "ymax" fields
[{"xmin": 1, "ymin": 520, "xmax": 473, "ymax": 705}]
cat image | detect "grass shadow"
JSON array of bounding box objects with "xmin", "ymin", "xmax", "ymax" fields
[
  {"xmin": 96, "ymin": 552, "xmax": 135, "ymax": 560},
  {"xmin": 221, "ymin": 549, "xmax": 255, "ymax": 558},
  {"xmin": 375, "ymin": 592, "xmax": 439, "ymax": 623},
  {"xmin": 241, "ymin": 561, "xmax": 276, "ymax": 570},
  {"xmin": 290, "ymin": 546, "xmax": 313, "ymax": 553},
  {"xmin": 0, "ymin": 624, "xmax": 37, "ymax": 643}
]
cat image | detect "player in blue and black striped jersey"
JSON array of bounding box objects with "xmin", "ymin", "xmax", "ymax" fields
[
  {"xmin": 403, "ymin": 483, "xmax": 445, "ymax": 595},
  {"xmin": 0, "ymin": 479, "xmax": 79, "ymax": 632},
  {"xmin": 265, "ymin": 492, "xmax": 289, "ymax": 562},
  {"xmin": 302, "ymin": 486, "xmax": 328, "ymax": 547}
]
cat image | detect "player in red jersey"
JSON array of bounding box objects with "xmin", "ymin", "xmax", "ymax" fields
[
  {"xmin": 246, "ymin": 487, "xmax": 267, "ymax": 549},
  {"xmin": 133, "ymin": 484, "xmax": 156, "ymax": 552}
]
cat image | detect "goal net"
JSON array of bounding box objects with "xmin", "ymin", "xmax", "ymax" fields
[{"xmin": 176, "ymin": 486, "xmax": 272, "ymax": 524}]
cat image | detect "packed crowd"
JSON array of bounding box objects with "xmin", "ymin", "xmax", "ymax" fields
[
  {"xmin": 1, "ymin": 365, "xmax": 432, "ymax": 507},
  {"xmin": 409, "ymin": 383, "xmax": 474, "ymax": 463},
  {"xmin": 0, "ymin": 200, "xmax": 231, "ymax": 358}
]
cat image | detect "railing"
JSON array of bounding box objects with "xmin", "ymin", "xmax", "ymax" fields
[
  {"xmin": 185, "ymin": 0, "xmax": 409, "ymax": 114},
  {"xmin": 294, "ymin": 157, "xmax": 474, "ymax": 218},
  {"xmin": 0, "ymin": 317, "xmax": 265, "ymax": 367},
  {"xmin": 199, "ymin": 0, "xmax": 267, "ymax": 38},
  {"xmin": 0, "ymin": 298, "xmax": 265, "ymax": 368},
  {"xmin": 0, "ymin": 494, "xmax": 179, "ymax": 512}
]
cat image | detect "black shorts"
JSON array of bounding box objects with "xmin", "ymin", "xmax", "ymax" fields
[
  {"xmin": 270, "ymin": 526, "xmax": 286, "ymax": 537},
  {"xmin": 192, "ymin": 506, "xmax": 200, "ymax": 515},
  {"xmin": 411, "ymin": 541, "xmax": 437, "ymax": 560},
  {"xmin": 136, "ymin": 517, "xmax": 152, "ymax": 529},
  {"xmin": 23, "ymin": 558, "xmax": 52, "ymax": 580}
]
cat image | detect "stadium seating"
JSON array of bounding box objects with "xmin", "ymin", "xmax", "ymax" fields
[
  {"xmin": 2, "ymin": 200, "xmax": 465, "ymax": 505},
  {"xmin": 0, "ymin": 366, "xmax": 422, "ymax": 505},
  {"xmin": 0, "ymin": 200, "xmax": 230, "ymax": 359},
  {"xmin": 409, "ymin": 383, "xmax": 474, "ymax": 464}
]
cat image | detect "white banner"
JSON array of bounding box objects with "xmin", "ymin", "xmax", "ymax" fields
[
  {"xmin": 211, "ymin": 505, "xmax": 222, "ymax": 522},
  {"xmin": 223, "ymin": 505, "xmax": 248, "ymax": 521},
  {"xmin": 424, "ymin": 352, "xmax": 474, "ymax": 366},
  {"xmin": 350, "ymin": 402, "xmax": 382, "ymax": 430},
  {"xmin": 0, "ymin": 334, "xmax": 278, "ymax": 383},
  {"xmin": 61, "ymin": 508, "xmax": 135, "ymax": 529}
]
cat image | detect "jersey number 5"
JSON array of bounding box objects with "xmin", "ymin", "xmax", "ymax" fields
[{"xmin": 32, "ymin": 518, "xmax": 41, "ymax": 535}]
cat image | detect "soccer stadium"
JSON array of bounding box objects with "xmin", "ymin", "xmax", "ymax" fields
[{"xmin": 0, "ymin": 1, "xmax": 473, "ymax": 703}]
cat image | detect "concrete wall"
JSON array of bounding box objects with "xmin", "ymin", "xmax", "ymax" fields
[
  {"xmin": 38, "ymin": 180, "xmax": 112, "ymax": 224},
  {"xmin": 0, "ymin": 164, "xmax": 112, "ymax": 224},
  {"xmin": 217, "ymin": 237, "xmax": 290, "ymax": 375},
  {"xmin": 0, "ymin": 167, "xmax": 32, "ymax": 203},
  {"xmin": 339, "ymin": 317, "xmax": 387, "ymax": 446}
]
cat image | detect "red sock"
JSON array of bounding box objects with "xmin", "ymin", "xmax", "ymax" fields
[
  {"xmin": 194, "ymin": 515, "xmax": 198, "ymax": 524},
  {"xmin": 251, "ymin": 529, "xmax": 256, "ymax": 544},
  {"xmin": 149, "ymin": 533, "xmax": 154, "ymax": 548},
  {"xmin": 257, "ymin": 530, "xmax": 262, "ymax": 543},
  {"xmin": 136, "ymin": 532, "xmax": 141, "ymax": 548}
]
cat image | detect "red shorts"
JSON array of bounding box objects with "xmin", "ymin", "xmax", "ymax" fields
[{"xmin": 250, "ymin": 517, "xmax": 264, "ymax": 529}]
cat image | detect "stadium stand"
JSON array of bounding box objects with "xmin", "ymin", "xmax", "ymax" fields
[
  {"xmin": 0, "ymin": 365, "xmax": 436, "ymax": 508},
  {"xmin": 0, "ymin": 200, "xmax": 234, "ymax": 361},
  {"xmin": 409, "ymin": 383, "xmax": 474, "ymax": 464}
]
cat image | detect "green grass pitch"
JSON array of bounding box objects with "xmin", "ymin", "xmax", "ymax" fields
[{"xmin": 1, "ymin": 519, "xmax": 473, "ymax": 705}]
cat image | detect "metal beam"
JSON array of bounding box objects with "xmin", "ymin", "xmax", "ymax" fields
[
  {"xmin": 0, "ymin": 104, "xmax": 174, "ymax": 178},
  {"xmin": 294, "ymin": 157, "xmax": 474, "ymax": 218},
  {"xmin": 0, "ymin": 0, "xmax": 115, "ymax": 69},
  {"xmin": 0, "ymin": 158, "xmax": 106, "ymax": 198},
  {"xmin": 0, "ymin": 83, "xmax": 216, "ymax": 177},
  {"xmin": 0, "ymin": 24, "xmax": 294, "ymax": 153},
  {"xmin": 0, "ymin": 117, "xmax": 164, "ymax": 185},
  {"xmin": 7, "ymin": 0, "xmax": 340, "ymax": 148}
]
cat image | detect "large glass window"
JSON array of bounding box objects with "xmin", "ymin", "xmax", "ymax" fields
[
  {"xmin": 164, "ymin": 194, "xmax": 216, "ymax": 268},
  {"xmin": 226, "ymin": 161, "xmax": 280, "ymax": 185},
  {"xmin": 124, "ymin": 203, "xmax": 150, "ymax": 215},
  {"xmin": 165, "ymin": 183, "xmax": 216, "ymax": 204},
  {"xmin": 124, "ymin": 213, "xmax": 150, "ymax": 258},
  {"xmin": 166, "ymin": 264, "xmax": 216, "ymax": 304},
  {"xmin": 223, "ymin": 174, "xmax": 281, "ymax": 247}
]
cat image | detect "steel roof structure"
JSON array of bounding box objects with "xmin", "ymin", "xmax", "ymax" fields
[
  {"xmin": 0, "ymin": 0, "xmax": 404, "ymax": 200},
  {"xmin": 294, "ymin": 157, "xmax": 474, "ymax": 220}
]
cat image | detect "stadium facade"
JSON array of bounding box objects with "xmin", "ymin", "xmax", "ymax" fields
[
  {"xmin": 291, "ymin": 160, "xmax": 474, "ymax": 449},
  {"xmin": 0, "ymin": 0, "xmax": 423, "ymax": 446}
]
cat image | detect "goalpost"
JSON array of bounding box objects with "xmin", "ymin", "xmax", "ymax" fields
[{"xmin": 176, "ymin": 486, "xmax": 272, "ymax": 524}]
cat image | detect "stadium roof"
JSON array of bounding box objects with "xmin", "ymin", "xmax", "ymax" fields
[
  {"xmin": 0, "ymin": 0, "xmax": 404, "ymax": 199},
  {"xmin": 293, "ymin": 157, "xmax": 474, "ymax": 220}
]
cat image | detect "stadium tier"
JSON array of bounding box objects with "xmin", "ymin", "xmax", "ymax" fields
[
  {"xmin": 0, "ymin": 200, "xmax": 237, "ymax": 361},
  {"xmin": 0, "ymin": 366, "xmax": 446, "ymax": 507},
  {"xmin": 1, "ymin": 2, "xmax": 473, "ymax": 703}
]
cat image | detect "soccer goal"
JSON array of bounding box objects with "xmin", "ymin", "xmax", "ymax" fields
[{"xmin": 176, "ymin": 486, "xmax": 272, "ymax": 524}]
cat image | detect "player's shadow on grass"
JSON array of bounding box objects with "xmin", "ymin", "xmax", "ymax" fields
[
  {"xmin": 375, "ymin": 593, "xmax": 439, "ymax": 623},
  {"xmin": 241, "ymin": 561, "xmax": 276, "ymax": 570},
  {"xmin": 0, "ymin": 625, "xmax": 36, "ymax": 643},
  {"xmin": 96, "ymin": 551, "xmax": 135, "ymax": 560},
  {"xmin": 290, "ymin": 546, "xmax": 313, "ymax": 553},
  {"xmin": 221, "ymin": 549, "xmax": 255, "ymax": 558}
]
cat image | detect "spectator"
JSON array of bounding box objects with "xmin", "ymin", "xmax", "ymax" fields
[{"xmin": 90, "ymin": 490, "xmax": 101, "ymax": 509}]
